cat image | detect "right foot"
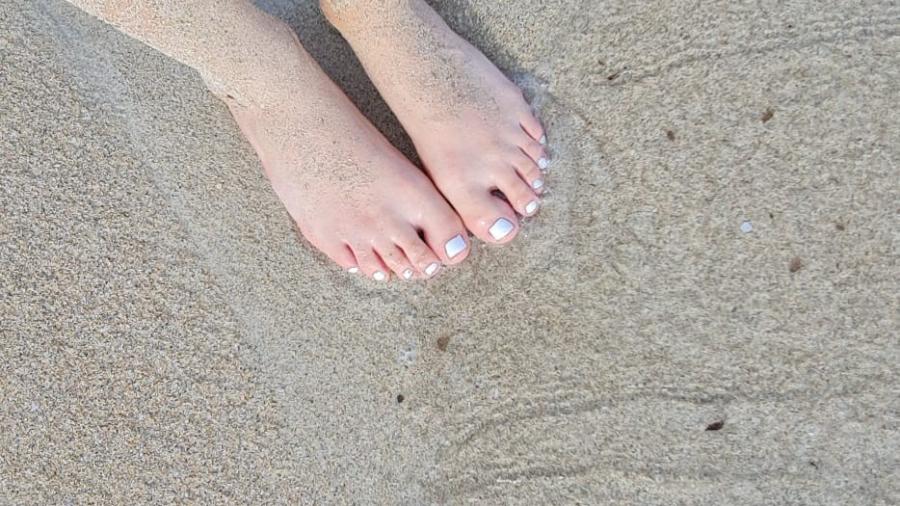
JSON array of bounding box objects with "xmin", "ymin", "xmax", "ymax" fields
[
  {"xmin": 323, "ymin": 0, "xmax": 550, "ymax": 247},
  {"xmin": 219, "ymin": 23, "xmax": 469, "ymax": 280}
]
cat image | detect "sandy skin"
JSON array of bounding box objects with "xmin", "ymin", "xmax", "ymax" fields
[
  {"xmin": 64, "ymin": 0, "xmax": 547, "ymax": 279},
  {"xmin": 323, "ymin": 0, "xmax": 550, "ymax": 245}
]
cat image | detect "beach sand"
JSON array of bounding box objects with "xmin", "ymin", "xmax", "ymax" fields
[{"xmin": 2, "ymin": 0, "xmax": 898, "ymax": 503}]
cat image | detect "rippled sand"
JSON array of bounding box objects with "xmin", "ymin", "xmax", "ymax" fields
[{"xmin": 2, "ymin": 0, "xmax": 898, "ymax": 503}]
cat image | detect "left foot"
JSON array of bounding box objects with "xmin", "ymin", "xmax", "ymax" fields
[{"xmin": 323, "ymin": 0, "xmax": 549, "ymax": 246}]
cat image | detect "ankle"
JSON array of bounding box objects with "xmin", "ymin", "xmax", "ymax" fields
[
  {"xmin": 320, "ymin": 0, "xmax": 364, "ymax": 31},
  {"xmin": 202, "ymin": 17, "xmax": 307, "ymax": 109},
  {"xmin": 320, "ymin": 0, "xmax": 407, "ymax": 32}
]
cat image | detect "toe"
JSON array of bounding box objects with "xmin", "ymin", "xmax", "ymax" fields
[
  {"xmin": 351, "ymin": 245, "xmax": 390, "ymax": 281},
  {"xmin": 395, "ymin": 229, "xmax": 444, "ymax": 278},
  {"xmin": 414, "ymin": 201, "xmax": 470, "ymax": 265},
  {"xmin": 454, "ymin": 188, "xmax": 521, "ymax": 245},
  {"xmin": 495, "ymin": 170, "xmax": 541, "ymax": 217},
  {"xmin": 485, "ymin": 213, "xmax": 519, "ymax": 244},
  {"xmin": 513, "ymin": 151, "xmax": 545, "ymax": 194},
  {"xmin": 375, "ymin": 241, "xmax": 416, "ymax": 281},
  {"xmin": 324, "ymin": 242, "xmax": 361, "ymax": 274},
  {"xmin": 519, "ymin": 114, "xmax": 546, "ymax": 145},
  {"xmin": 519, "ymin": 138, "xmax": 550, "ymax": 171}
]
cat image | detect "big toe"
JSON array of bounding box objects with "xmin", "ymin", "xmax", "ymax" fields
[
  {"xmin": 414, "ymin": 202, "xmax": 471, "ymax": 266},
  {"xmin": 450, "ymin": 186, "xmax": 521, "ymax": 245}
]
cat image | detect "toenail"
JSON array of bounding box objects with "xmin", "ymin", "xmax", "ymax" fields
[
  {"xmin": 444, "ymin": 234, "xmax": 467, "ymax": 258},
  {"xmin": 538, "ymin": 157, "xmax": 550, "ymax": 170},
  {"xmin": 402, "ymin": 269, "xmax": 413, "ymax": 280},
  {"xmin": 425, "ymin": 262, "xmax": 440, "ymax": 277},
  {"xmin": 532, "ymin": 178, "xmax": 544, "ymax": 190},
  {"xmin": 540, "ymin": 135, "xmax": 547, "ymax": 145},
  {"xmin": 348, "ymin": 266, "xmax": 359, "ymax": 274},
  {"xmin": 373, "ymin": 271, "xmax": 386, "ymax": 281},
  {"xmin": 489, "ymin": 218, "xmax": 515, "ymax": 241},
  {"xmin": 525, "ymin": 200, "xmax": 540, "ymax": 215}
]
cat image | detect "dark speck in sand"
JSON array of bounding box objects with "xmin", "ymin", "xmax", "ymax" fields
[
  {"xmin": 706, "ymin": 420, "xmax": 725, "ymax": 431},
  {"xmin": 835, "ymin": 222, "xmax": 846, "ymax": 231},
  {"xmin": 396, "ymin": 394, "xmax": 404, "ymax": 404},
  {"xmin": 665, "ymin": 129, "xmax": 676, "ymax": 141},
  {"xmin": 607, "ymin": 70, "xmax": 621, "ymax": 81},
  {"xmin": 789, "ymin": 257, "xmax": 804, "ymax": 273},
  {"xmin": 761, "ymin": 108, "xmax": 775, "ymax": 123},
  {"xmin": 436, "ymin": 335, "xmax": 450, "ymax": 352}
]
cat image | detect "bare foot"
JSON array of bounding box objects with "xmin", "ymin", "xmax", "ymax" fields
[
  {"xmin": 64, "ymin": 2, "xmax": 468, "ymax": 280},
  {"xmin": 323, "ymin": 0, "xmax": 549, "ymax": 246},
  {"xmin": 223, "ymin": 25, "xmax": 470, "ymax": 280}
]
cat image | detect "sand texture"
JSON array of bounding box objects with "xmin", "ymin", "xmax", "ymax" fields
[{"xmin": 2, "ymin": 0, "xmax": 898, "ymax": 504}]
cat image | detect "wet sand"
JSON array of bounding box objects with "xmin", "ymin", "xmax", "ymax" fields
[{"xmin": 2, "ymin": 0, "xmax": 898, "ymax": 503}]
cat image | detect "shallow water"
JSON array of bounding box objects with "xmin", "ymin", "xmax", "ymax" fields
[{"xmin": 2, "ymin": 0, "xmax": 898, "ymax": 503}]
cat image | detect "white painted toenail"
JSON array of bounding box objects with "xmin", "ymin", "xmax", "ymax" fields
[
  {"xmin": 445, "ymin": 234, "xmax": 467, "ymax": 258},
  {"xmin": 489, "ymin": 218, "xmax": 515, "ymax": 240},
  {"xmin": 538, "ymin": 157, "xmax": 550, "ymax": 170},
  {"xmin": 425, "ymin": 262, "xmax": 440, "ymax": 277},
  {"xmin": 540, "ymin": 135, "xmax": 547, "ymax": 145},
  {"xmin": 373, "ymin": 271, "xmax": 386, "ymax": 281},
  {"xmin": 402, "ymin": 269, "xmax": 413, "ymax": 280},
  {"xmin": 348, "ymin": 267, "xmax": 359, "ymax": 274},
  {"xmin": 525, "ymin": 200, "xmax": 540, "ymax": 215},
  {"xmin": 532, "ymin": 178, "xmax": 544, "ymax": 190}
]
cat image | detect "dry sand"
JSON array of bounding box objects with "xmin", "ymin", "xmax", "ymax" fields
[{"xmin": 2, "ymin": 0, "xmax": 898, "ymax": 504}]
